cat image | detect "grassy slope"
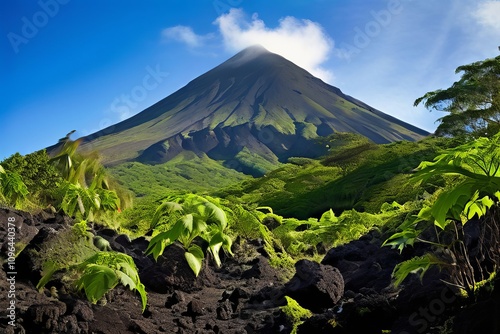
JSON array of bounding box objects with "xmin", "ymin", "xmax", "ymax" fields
[
  {"xmin": 109, "ymin": 151, "xmax": 249, "ymax": 198},
  {"xmin": 108, "ymin": 133, "xmax": 458, "ymax": 222},
  {"xmin": 215, "ymin": 135, "xmax": 455, "ymax": 219}
]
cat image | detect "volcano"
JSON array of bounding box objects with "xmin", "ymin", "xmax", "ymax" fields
[{"xmin": 75, "ymin": 45, "xmax": 428, "ymax": 172}]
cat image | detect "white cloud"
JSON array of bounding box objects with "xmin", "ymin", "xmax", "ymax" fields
[
  {"xmin": 214, "ymin": 9, "xmax": 334, "ymax": 82},
  {"xmin": 162, "ymin": 25, "xmax": 209, "ymax": 47},
  {"xmin": 473, "ymin": 1, "xmax": 500, "ymax": 32}
]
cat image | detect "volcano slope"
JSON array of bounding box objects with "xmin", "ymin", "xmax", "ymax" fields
[{"xmin": 67, "ymin": 45, "xmax": 427, "ymax": 176}]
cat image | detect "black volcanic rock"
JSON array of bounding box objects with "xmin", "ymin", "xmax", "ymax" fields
[{"xmin": 72, "ymin": 45, "xmax": 428, "ymax": 169}]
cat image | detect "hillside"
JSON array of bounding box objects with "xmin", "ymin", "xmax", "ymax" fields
[{"xmin": 215, "ymin": 133, "xmax": 453, "ymax": 219}]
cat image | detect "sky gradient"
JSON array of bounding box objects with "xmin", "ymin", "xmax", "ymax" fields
[{"xmin": 1, "ymin": 0, "xmax": 499, "ymax": 160}]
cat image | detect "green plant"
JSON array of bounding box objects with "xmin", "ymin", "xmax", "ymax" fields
[
  {"xmin": 146, "ymin": 194, "xmax": 233, "ymax": 276},
  {"xmin": 280, "ymin": 296, "xmax": 312, "ymax": 334},
  {"xmin": 57, "ymin": 182, "xmax": 120, "ymax": 220},
  {"xmin": 415, "ymin": 55, "xmax": 500, "ymax": 137},
  {"xmin": 385, "ymin": 133, "xmax": 500, "ymax": 296},
  {"xmin": 392, "ymin": 254, "xmax": 448, "ymax": 287},
  {"xmin": 38, "ymin": 249, "xmax": 147, "ymax": 312},
  {"xmin": 0, "ymin": 165, "xmax": 29, "ymax": 207},
  {"xmin": 50, "ymin": 139, "xmax": 124, "ymax": 220},
  {"xmin": 74, "ymin": 252, "xmax": 147, "ymax": 312},
  {"xmin": 1, "ymin": 150, "xmax": 62, "ymax": 203}
]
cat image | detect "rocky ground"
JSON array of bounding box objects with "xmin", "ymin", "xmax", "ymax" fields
[{"xmin": 1, "ymin": 208, "xmax": 499, "ymax": 334}]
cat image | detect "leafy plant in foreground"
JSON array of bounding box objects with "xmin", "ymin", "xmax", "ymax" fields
[
  {"xmin": 385, "ymin": 133, "xmax": 500, "ymax": 296},
  {"xmin": 50, "ymin": 139, "xmax": 123, "ymax": 220},
  {"xmin": 74, "ymin": 252, "xmax": 147, "ymax": 312},
  {"xmin": 38, "ymin": 250, "xmax": 147, "ymax": 312},
  {"xmin": 146, "ymin": 194, "xmax": 233, "ymax": 276}
]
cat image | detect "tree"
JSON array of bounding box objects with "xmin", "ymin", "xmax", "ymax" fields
[{"xmin": 415, "ymin": 55, "xmax": 500, "ymax": 137}]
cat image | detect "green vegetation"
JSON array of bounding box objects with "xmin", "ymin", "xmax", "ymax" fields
[
  {"xmin": 280, "ymin": 296, "xmax": 312, "ymax": 334},
  {"xmin": 73, "ymin": 252, "xmax": 147, "ymax": 312},
  {"xmin": 0, "ymin": 165, "xmax": 29, "ymax": 208},
  {"xmin": 216, "ymin": 133, "xmax": 454, "ymax": 219},
  {"xmin": 146, "ymin": 194, "xmax": 233, "ymax": 276},
  {"xmin": 385, "ymin": 132, "xmax": 500, "ymax": 297},
  {"xmin": 109, "ymin": 151, "xmax": 249, "ymax": 197},
  {"xmin": 36, "ymin": 220, "xmax": 147, "ymax": 312},
  {"xmin": 415, "ymin": 55, "xmax": 500, "ymax": 138},
  {"xmin": 1, "ymin": 150, "xmax": 61, "ymax": 205},
  {"xmin": 3, "ymin": 54, "xmax": 499, "ymax": 320},
  {"xmin": 50, "ymin": 139, "xmax": 128, "ymax": 220}
]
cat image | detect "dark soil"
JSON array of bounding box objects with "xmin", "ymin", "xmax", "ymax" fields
[{"xmin": 1, "ymin": 208, "xmax": 499, "ymax": 334}]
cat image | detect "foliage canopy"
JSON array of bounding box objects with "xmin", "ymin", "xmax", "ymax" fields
[{"xmin": 415, "ymin": 55, "xmax": 500, "ymax": 137}]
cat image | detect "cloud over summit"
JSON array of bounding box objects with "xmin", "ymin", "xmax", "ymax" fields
[{"xmin": 214, "ymin": 9, "xmax": 334, "ymax": 82}]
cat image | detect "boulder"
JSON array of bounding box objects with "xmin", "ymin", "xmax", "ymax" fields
[
  {"xmin": 285, "ymin": 259, "xmax": 344, "ymax": 312},
  {"xmin": 321, "ymin": 230, "xmax": 402, "ymax": 293}
]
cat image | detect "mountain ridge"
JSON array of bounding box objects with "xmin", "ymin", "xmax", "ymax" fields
[{"xmin": 68, "ymin": 45, "xmax": 428, "ymax": 173}]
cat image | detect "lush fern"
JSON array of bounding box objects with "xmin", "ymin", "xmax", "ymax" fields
[{"xmin": 0, "ymin": 165, "xmax": 29, "ymax": 207}]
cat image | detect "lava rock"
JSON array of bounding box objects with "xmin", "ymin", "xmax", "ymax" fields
[
  {"xmin": 285, "ymin": 259, "xmax": 344, "ymax": 312},
  {"xmin": 321, "ymin": 231, "xmax": 402, "ymax": 293}
]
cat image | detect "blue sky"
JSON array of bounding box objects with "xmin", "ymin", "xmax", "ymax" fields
[{"xmin": 1, "ymin": 0, "xmax": 499, "ymax": 160}]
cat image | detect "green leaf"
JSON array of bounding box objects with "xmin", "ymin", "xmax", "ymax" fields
[
  {"xmin": 73, "ymin": 251, "xmax": 147, "ymax": 312},
  {"xmin": 208, "ymin": 232, "xmax": 225, "ymax": 267},
  {"xmin": 392, "ymin": 254, "xmax": 447, "ymax": 287},
  {"xmin": 135, "ymin": 283, "xmax": 148, "ymax": 313},
  {"xmin": 151, "ymin": 201, "xmax": 183, "ymax": 228},
  {"xmin": 146, "ymin": 229, "xmax": 178, "ymax": 260},
  {"xmin": 115, "ymin": 270, "xmax": 136, "ymax": 290},
  {"xmin": 36, "ymin": 261, "xmax": 58, "ymax": 291},
  {"xmin": 181, "ymin": 214, "xmax": 194, "ymax": 233},
  {"xmin": 204, "ymin": 201, "xmax": 228, "ymax": 230},
  {"xmin": 429, "ymin": 182, "xmax": 476, "ymax": 229},
  {"xmin": 185, "ymin": 245, "xmax": 205, "ymax": 277},
  {"xmin": 464, "ymin": 193, "xmax": 494, "ymax": 220},
  {"xmin": 383, "ymin": 228, "xmax": 420, "ymax": 253},
  {"xmin": 75, "ymin": 264, "xmax": 118, "ymax": 303}
]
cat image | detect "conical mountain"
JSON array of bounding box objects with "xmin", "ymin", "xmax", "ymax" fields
[{"xmin": 77, "ymin": 45, "xmax": 428, "ymax": 171}]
